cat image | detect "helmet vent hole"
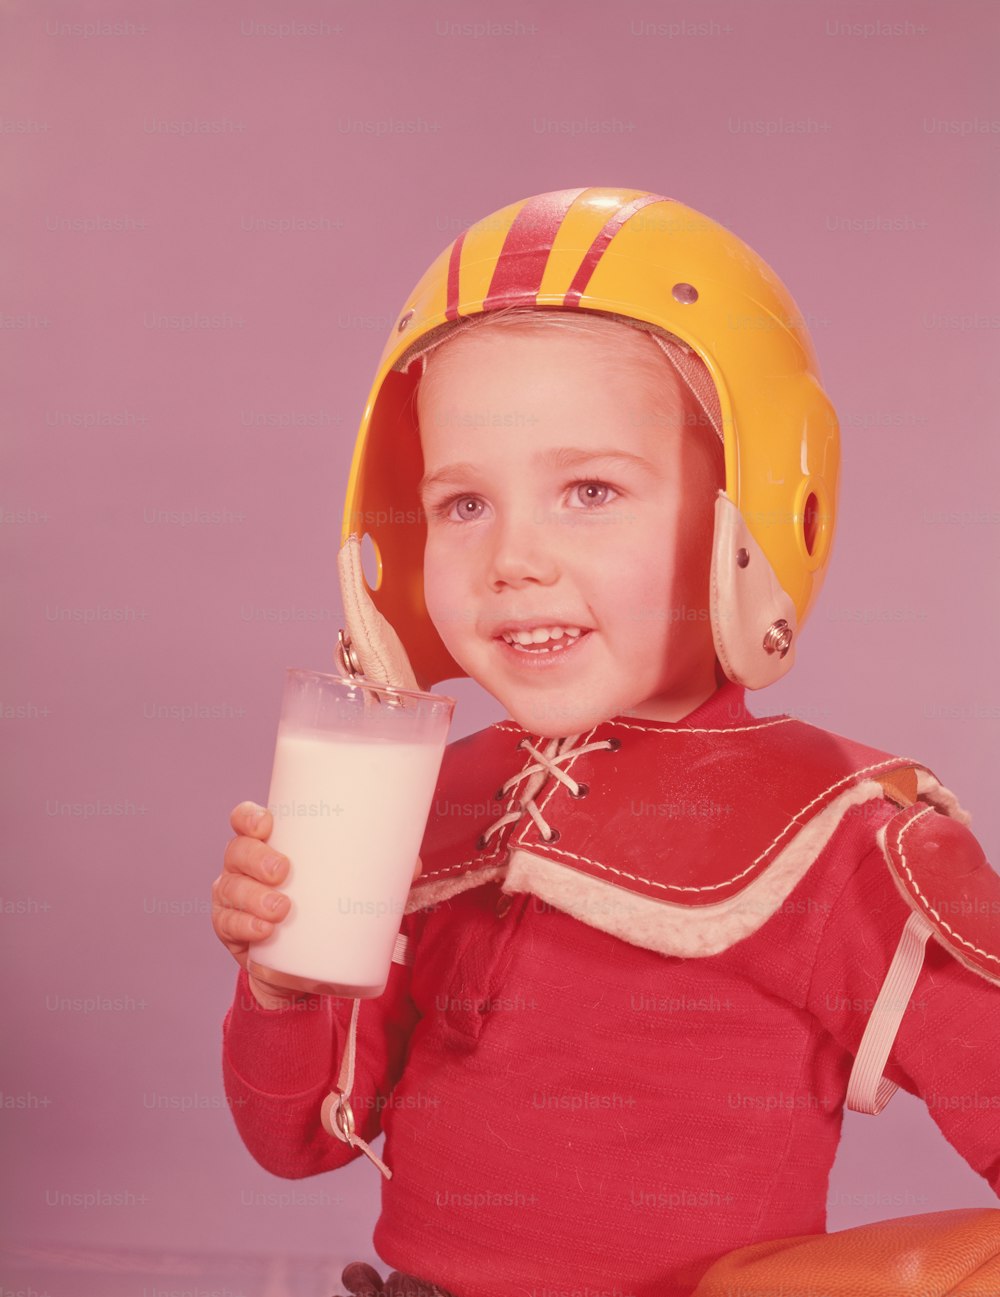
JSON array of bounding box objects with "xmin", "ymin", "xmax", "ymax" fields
[
  {"xmin": 672, "ymin": 282, "xmax": 699, "ymax": 304},
  {"xmin": 803, "ymin": 492, "xmax": 819, "ymax": 556},
  {"xmin": 360, "ymin": 532, "xmax": 381, "ymax": 591}
]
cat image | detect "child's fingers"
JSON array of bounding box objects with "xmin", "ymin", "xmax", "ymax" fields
[
  {"xmin": 212, "ymin": 869, "xmax": 289, "ymax": 927},
  {"xmin": 230, "ymin": 800, "xmax": 271, "ymax": 839},
  {"xmin": 212, "ymin": 897, "xmax": 272, "ymax": 946},
  {"xmin": 222, "ymin": 833, "xmax": 289, "ymax": 886}
]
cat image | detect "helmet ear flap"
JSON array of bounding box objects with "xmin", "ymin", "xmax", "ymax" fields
[
  {"xmin": 710, "ymin": 495, "xmax": 797, "ymax": 690},
  {"xmin": 336, "ymin": 535, "xmax": 420, "ymax": 692}
]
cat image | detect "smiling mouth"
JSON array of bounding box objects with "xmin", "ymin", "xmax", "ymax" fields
[{"xmin": 496, "ymin": 628, "xmax": 593, "ymax": 655}]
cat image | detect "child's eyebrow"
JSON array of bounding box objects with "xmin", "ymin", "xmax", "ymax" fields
[{"xmin": 417, "ymin": 448, "xmax": 660, "ymax": 501}]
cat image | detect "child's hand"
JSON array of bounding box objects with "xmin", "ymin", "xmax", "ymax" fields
[
  {"xmin": 212, "ymin": 802, "xmax": 305, "ymax": 1009},
  {"xmin": 212, "ymin": 801, "xmax": 424, "ymax": 1010}
]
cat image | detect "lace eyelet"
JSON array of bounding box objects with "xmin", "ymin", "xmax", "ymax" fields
[
  {"xmin": 494, "ymin": 786, "xmax": 507, "ymax": 802},
  {"xmin": 543, "ymin": 828, "xmax": 561, "ymax": 845},
  {"xmin": 605, "ymin": 737, "xmax": 622, "ymax": 751},
  {"xmin": 568, "ymin": 782, "xmax": 589, "ymax": 799}
]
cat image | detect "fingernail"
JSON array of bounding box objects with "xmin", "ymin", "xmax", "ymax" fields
[{"xmin": 264, "ymin": 892, "xmax": 284, "ymax": 912}]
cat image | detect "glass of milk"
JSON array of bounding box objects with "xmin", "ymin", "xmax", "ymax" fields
[{"xmin": 247, "ymin": 668, "xmax": 454, "ymax": 999}]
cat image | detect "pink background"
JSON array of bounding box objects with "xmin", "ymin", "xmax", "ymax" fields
[{"xmin": 3, "ymin": 0, "xmax": 998, "ymax": 1287}]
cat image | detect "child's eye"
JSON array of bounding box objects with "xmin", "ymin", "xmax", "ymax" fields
[
  {"xmin": 569, "ymin": 481, "xmax": 618, "ymax": 508},
  {"xmin": 432, "ymin": 494, "xmax": 487, "ymax": 523},
  {"xmin": 429, "ymin": 481, "xmax": 618, "ymax": 524}
]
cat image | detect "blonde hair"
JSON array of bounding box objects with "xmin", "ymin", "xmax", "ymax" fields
[{"xmin": 407, "ymin": 305, "xmax": 726, "ymax": 492}]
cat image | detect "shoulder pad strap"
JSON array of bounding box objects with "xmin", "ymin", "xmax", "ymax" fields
[
  {"xmin": 845, "ymin": 909, "xmax": 936, "ymax": 1115},
  {"xmin": 847, "ymin": 790, "xmax": 999, "ymax": 1115}
]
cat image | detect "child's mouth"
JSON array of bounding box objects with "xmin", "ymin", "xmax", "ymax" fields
[{"xmin": 494, "ymin": 627, "xmax": 592, "ymax": 667}]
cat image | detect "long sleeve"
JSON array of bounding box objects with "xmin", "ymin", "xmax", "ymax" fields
[
  {"xmin": 221, "ymin": 910, "xmax": 425, "ymax": 1179},
  {"xmin": 805, "ymin": 818, "xmax": 1000, "ymax": 1195}
]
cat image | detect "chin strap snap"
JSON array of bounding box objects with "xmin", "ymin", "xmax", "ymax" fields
[
  {"xmin": 320, "ymin": 997, "xmax": 393, "ymax": 1179},
  {"xmin": 318, "ymin": 934, "xmax": 413, "ymax": 1180}
]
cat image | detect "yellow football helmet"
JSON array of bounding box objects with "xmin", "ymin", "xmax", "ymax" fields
[{"xmin": 336, "ymin": 187, "xmax": 839, "ymax": 695}]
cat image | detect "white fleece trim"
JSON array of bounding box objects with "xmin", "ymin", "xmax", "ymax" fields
[
  {"xmin": 403, "ymin": 864, "xmax": 507, "ymax": 914},
  {"xmin": 404, "ymin": 774, "xmax": 970, "ymax": 957},
  {"xmin": 498, "ymin": 779, "xmax": 896, "ymax": 957}
]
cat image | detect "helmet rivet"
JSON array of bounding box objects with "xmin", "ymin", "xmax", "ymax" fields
[
  {"xmin": 397, "ymin": 309, "xmax": 415, "ymax": 332},
  {"xmin": 762, "ymin": 619, "xmax": 793, "ymax": 658},
  {"xmin": 336, "ymin": 629, "xmax": 364, "ymax": 678},
  {"xmin": 672, "ymin": 282, "xmax": 698, "ymax": 304},
  {"xmin": 736, "ymin": 548, "xmax": 750, "ymax": 568}
]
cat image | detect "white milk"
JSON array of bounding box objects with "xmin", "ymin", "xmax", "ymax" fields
[{"xmin": 248, "ymin": 728, "xmax": 445, "ymax": 996}]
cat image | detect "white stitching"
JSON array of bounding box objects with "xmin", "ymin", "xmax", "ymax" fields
[
  {"xmin": 891, "ymin": 806, "xmax": 998, "ymax": 966},
  {"xmin": 610, "ymin": 717, "xmax": 793, "ymax": 735},
  {"xmin": 522, "ymin": 756, "xmax": 929, "ymax": 894},
  {"xmin": 419, "ymin": 857, "xmax": 492, "ymax": 881},
  {"xmin": 433, "ymin": 722, "xmax": 943, "ymax": 897},
  {"xmin": 490, "ymin": 717, "xmax": 795, "ymax": 736},
  {"xmin": 420, "ymin": 756, "xmax": 929, "ymax": 894}
]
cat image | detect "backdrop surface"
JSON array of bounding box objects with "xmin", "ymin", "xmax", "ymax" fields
[{"xmin": 3, "ymin": 0, "xmax": 998, "ymax": 1284}]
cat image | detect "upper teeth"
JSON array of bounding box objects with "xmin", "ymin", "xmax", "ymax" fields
[{"xmin": 501, "ymin": 626, "xmax": 584, "ymax": 645}]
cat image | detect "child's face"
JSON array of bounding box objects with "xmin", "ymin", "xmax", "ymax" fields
[{"xmin": 416, "ymin": 324, "xmax": 720, "ymax": 737}]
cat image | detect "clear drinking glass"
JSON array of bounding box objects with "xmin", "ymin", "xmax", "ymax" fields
[{"xmin": 247, "ymin": 668, "xmax": 454, "ymax": 998}]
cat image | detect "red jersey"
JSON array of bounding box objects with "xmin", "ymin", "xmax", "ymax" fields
[{"xmin": 222, "ymin": 684, "xmax": 1000, "ymax": 1297}]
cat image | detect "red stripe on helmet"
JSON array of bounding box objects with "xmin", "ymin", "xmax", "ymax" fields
[
  {"xmin": 563, "ymin": 192, "xmax": 670, "ymax": 307},
  {"xmin": 444, "ymin": 230, "xmax": 467, "ymax": 321},
  {"xmin": 483, "ymin": 188, "xmax": 589, "ymax": 311}
]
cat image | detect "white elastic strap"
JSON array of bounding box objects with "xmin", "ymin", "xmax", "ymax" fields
[
  {"xmin": 391, "ymin": 931, "xmax": 412, "ymax": 966},
  {"xmin": 845, "ymin": 909, "xmax": 935, "ymax": 1115},
  {"xmin": 320, "ymin": 997, "xmax": 392, "ymax": 1179}
]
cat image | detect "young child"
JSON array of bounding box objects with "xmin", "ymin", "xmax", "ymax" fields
[{"xmin": 214, "ymin": 188, "xmax": 1000, "ymax": 1297}]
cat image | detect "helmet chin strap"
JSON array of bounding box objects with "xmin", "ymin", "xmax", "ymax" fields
[{"xmin": 336, "ymin": 535, "xmax": 421, "ymax": 691}]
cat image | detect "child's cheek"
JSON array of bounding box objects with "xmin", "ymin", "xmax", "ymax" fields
[{"xmin": 422, "ymin": 536, "xmax": 466, "ymax": 642}]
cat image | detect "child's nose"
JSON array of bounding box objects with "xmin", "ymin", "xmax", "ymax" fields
[{"xmin": 486, "ymin": 511, "xmax": 560, "ymax": 589}]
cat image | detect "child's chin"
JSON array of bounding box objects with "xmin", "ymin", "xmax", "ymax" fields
[{"xmin": 502, "ymin": 696, "xmax": 617, "ymax": 740}]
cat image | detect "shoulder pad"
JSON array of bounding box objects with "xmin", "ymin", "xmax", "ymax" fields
[{"xmin": 880, "ymin": 803, "xmax": 1000, "ymax": 987}]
